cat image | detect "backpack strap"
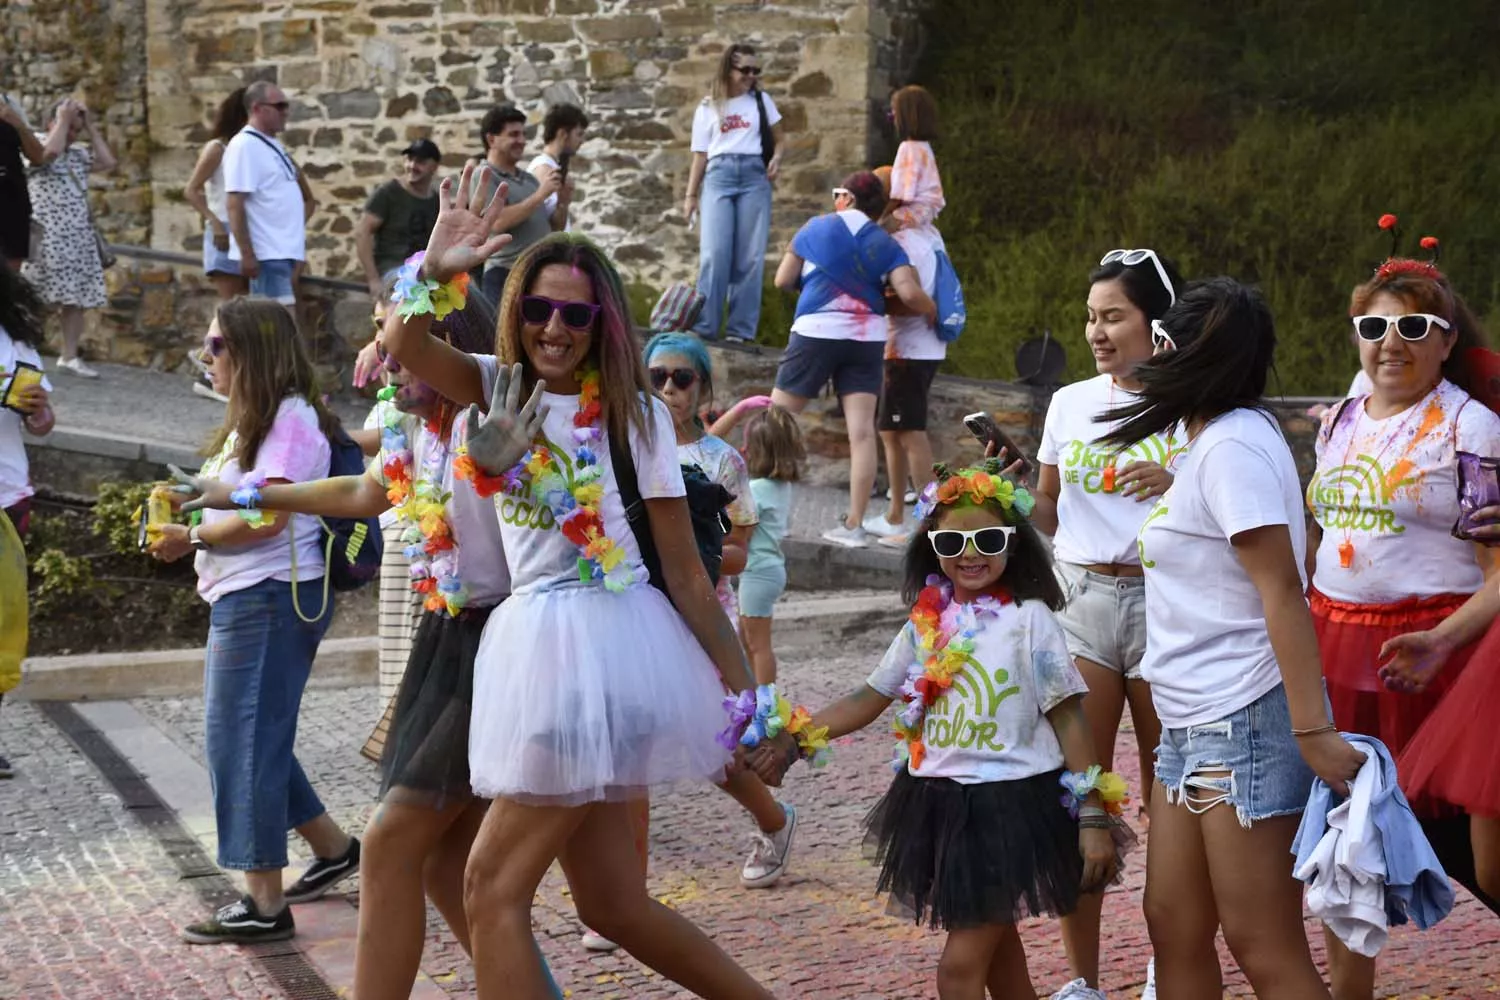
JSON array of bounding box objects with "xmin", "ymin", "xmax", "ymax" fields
[
  {"xmin": 286, "ymin": 514, "xmax": 334, "ymax": 624},
  {"xmin": 1320, "ymin": 395, "xmax": 1359, "ymax": 448},
  {"xmin": 751, "ymin": 87, "xmax": 775, "ymax": 169}
]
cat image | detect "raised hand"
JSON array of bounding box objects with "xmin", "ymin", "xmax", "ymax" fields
[
  {"xmin": 421, "ymin": 163, "xmax": 514, "ymax": 284},
  {"xmin": 463, "ymin": 362, "xmax": 545, "ymax": 475},
  {"xmin": 167, "ymin": 463, "xmax": 235, "ymax": 514}
]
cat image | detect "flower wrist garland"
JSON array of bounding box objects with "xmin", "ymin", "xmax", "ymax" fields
[
  {"xmin": 229, "ymin": 473, "xmax": 270, "ymax": 528},
  {"xmin": 1059, "ymin": 765, "xmax": 1129, "ymax": 820},
  {"xmin": 390, "ymin": 250, "xmax": 469, "ymax": 320},
  {"xmin": 720, "ymin": 684, "xmax": 832, "ymax": 768}
]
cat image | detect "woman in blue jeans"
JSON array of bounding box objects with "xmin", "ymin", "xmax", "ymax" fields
[
  {"xmin": 149, "ymin": 297, "xmax": 359, "ymax": 944},
  {"xmin": 684, "ymin": 43, "xmax": 783, "ymax": 342}
]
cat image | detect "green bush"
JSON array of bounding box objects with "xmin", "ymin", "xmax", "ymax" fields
[{"xmin": 910, "ymin": 0, "xmax": 1500, "ymax": 394}]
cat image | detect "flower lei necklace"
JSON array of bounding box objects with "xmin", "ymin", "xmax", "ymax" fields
[
  {"xmin": 379, "ymin": 388, "xmax": 466, "ymax": 616},
  {"xmin": 454, "ymin": 368, "xmax": 635, "ymax": 591}
]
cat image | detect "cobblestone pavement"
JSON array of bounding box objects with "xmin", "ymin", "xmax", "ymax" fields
[{"xmin": 4, "ymin": 617, "xmax": 1499, "ymax": 998}]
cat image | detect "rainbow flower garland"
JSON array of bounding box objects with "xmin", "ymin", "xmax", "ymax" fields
[
  {"xmin": 390, "ymin": 251, "xmax": 469, "ymax": 320},
  {"xmin": 721, "ymin": 684, "xmax": 831, "ymax": 767},
  {"xmin": 1060, "ymin": 765, "xmax": 1129, "ymax": 818},
  {"xmin": 913, "ymin": 468, "xmax": 1036, "ymax": 523},
  {"xmin": 379, "ymin": 389, "xmax": 466, "ymax": 616},
  {"xmin": 892, "ymin": 576, "xmax": 1010, "ymax": 773}
]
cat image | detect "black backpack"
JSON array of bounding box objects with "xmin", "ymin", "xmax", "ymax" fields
[
  {"xmin": 609, "ymin": 432, "xmax": 732, "ymax": 594},
  {"xmin": 290, "ymin": 429, "xmax": 383, "ymax": 622}
]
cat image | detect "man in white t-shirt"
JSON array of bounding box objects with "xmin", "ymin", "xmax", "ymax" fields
[
  {"xmin": 224, "ymin": 81, "xmax": 312, "ymax": 306},
  {"xmin": 526, "ymin": 103, "xmax": 586, "ymax": 234}
]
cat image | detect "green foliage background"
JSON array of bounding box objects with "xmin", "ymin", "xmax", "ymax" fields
[{"xmin": 894, "ymin": 0, "xmax": 1500, "ymax": 394}]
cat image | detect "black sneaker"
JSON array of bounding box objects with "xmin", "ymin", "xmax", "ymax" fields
[
  {"xmin": 0, "ymin": 755, "xmax": 12, "ymax": 779},
  {"xmin": 182, "ymin": 895, "xmax": 294, "ymax": 945},
  {"xmin": 284, "ymin": 837, "xmax": 360, "ymax": 904}
]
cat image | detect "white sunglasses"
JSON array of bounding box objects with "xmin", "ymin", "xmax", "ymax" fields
[
  {"xmin": 928, "ymin": 526, "xmax": 1017, "ymax": 558},
  {"xmin": 1150, "ymin": 318, "xmax": 1177, "ymax": 352},
  {"xmin": 831, "ymin": 187, "xmax": 853, "ymax": 201},
  {"xmin": 1100, "ymin": 248, "xmax": 1176, "ymax": 306},
  {"xmin": 1351, "ymin": 313, "xmax": 1451, "ymax": 343}
]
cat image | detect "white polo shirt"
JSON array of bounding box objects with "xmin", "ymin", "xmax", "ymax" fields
[{"xmin": 223, "ymin": 127, "xmax": 306, "ymax": 262}]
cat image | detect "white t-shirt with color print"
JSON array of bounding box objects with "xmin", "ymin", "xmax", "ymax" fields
[
  {"xmin": 690, "ymin": 92, "xmax": 781, "ymax": 160},
  {"xmin": 679, "ymin": 433, "xmax": 756, "ymax": 618},
  {"xmin": 1038, "ymin": 374, "xmax": 1183, "ymax": 567},
  {"xmin": 0, "ymin": 326, "xmax": 50, "ymax": 510},
  {"xmin": 1136, "ymin": 408, "xmax": 1306, "ymax": 730},
  {"xmin": 1307, "ymin": 380, "xmax": 1500, "ymax": 604},
  {"xmin": 195, "ymin": 397, "xmax": 330, "ymax": 604},
  {"xmin": 866, "ymin": 599, "xmax": 1087, "ymax": 784},
  {"xmin": 886, "ymin": 227, "xmax": 946, "ymax": 362}
]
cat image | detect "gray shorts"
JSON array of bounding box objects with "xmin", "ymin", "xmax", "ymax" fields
[{"xmin": 1054, "ymin": 562, "xmax": 1146, "ymax": 679}]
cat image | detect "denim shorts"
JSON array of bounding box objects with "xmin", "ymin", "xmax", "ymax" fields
[
  {"xmin": 249, "ymin": 257, "xmax": 297, "ymax": 305},
  {"xmin": 774, "ymin": 333, "xmax": 885, "ymax": 399},
  {"xmin": 1054, "ymin": 562, "xmax": 1146, "ymax": 679},
  {"xmin": 1154, "ymin": 682, "xmax": 1314, "ymax": 828},
  {"xmin": 737, "ymin": 562, "xmax": 787, "ymax": 618},
  {"xmin": 201, "ymin": 228, "xmax": 240, "ymax": 277}
]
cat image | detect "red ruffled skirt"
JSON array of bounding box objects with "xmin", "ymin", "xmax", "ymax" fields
[
  {"xmin": 1311, "ymin": 587, "xmax": 1477, "ymax": 814},
  {"xmin": 1400, "ymin": 615, "xmax": 1500, "ymax": 818}
]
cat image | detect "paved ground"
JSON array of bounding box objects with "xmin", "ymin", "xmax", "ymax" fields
[{"xmin": 3, "ymin": 608, "xmax": 1498, "ymax": 999}]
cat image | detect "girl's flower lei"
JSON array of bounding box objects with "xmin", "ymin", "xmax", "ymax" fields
[
  {"xmin": 378, "ymin": 387, "xmax": 466, "ymax": 616},
  {"xmin": 390, "ymin": 250, "xmax": 469, "ymax": 321},
  {"xmin": 1059, "ymin": 764, "xmax": 1129, "ymax": 818},
  {"xmin": 891, "ymin": 575, "xmax": 1009, "ymax": 773},
  {"xmin": 721, "ymin": 684, "xmax": 831, "ymax": 767}
]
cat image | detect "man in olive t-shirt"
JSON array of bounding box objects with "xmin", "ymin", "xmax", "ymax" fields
[
  {"xmin": 475, "ymin": 105, "xmax": 561, "ymax": 303},
  {"xmin": 355, "ymin": 139, "xmax": 442, "ymax": 299}
]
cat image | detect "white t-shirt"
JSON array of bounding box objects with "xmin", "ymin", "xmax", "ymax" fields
[
  {"xmin": 1039, "ymin": 374, "xmax": 1184, "ymax": 566},
  {"xmin": 690, "ymin": 92, "xmax": 781, "ymax": 160},
  {"xmin": 222, "ymin": 127, "xmax": 306, "ymax": 262},
  {"xmin": 680, "ymin": 433, "xmax": 757, "ymax": 619},
  {"xmin": 1136, "ymin": 408, "xmax": 1306, "ymax": 729},
  {"xmin": 1307, "ymin": 380, "xmax": 1500, "ymax": 604},
  {"xmin": 867, "ymin": 599, "xmax": 1087, "ymax": 784},
  {"xmin": 526, "ymin": 152, "xmax": 571, "ymax": 232},
  {"xmin": 791, "ymin": 210, "xmax": 905, "ymax": 344},
  {"xmin": 471, "ymin": 357, "xmax": 685, "ymax": 594},
  {"xmin": 195, "ymin": 397, "xmax": 330, "ymax": 604},
  {"xmin": 885, "ymin": 228, "xmax": 945, "ymax": 362},
  {"xmin": 0, "ymin": 326, "xmax": 49, "ymax": 510}
]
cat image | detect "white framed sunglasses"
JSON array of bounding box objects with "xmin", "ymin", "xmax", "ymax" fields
[
  {"xmin": 1100, "ymin": 248, "xmax": 1176, "ymax": 306},
  {"xmin": 1351, "ymin": 313, "xmax": 1451, "ymax": 343},
  {"xmin": 831, "ymin": 186, "xmax": 853, "ymax": 201},
  {"xmin": 1150, "ymin": 318, "xmax": 1177, "ymax": 352},
  {"xmin": 929, "ymin": 526, "xmax": 1017, "ymax": 558}
]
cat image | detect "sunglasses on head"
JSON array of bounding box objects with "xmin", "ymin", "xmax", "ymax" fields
[
  {"xmin": 1100, "ymin": 248, "xmax": 1176, "ymax": 306},
  {"xmin": 520, "ymin": 294, "xmax": 600, "ymax": 331},
  {"xmin": 1150, "ymin": 318, "xmax": 1177, "ymax": 352},
  {"xmin": 649, "ymin": 366, "xmax": 698, "ymax": 391},
  {"xmin": 928, "ymin": 526, "xmax": 1016, "ymax": 559},
  {"xmin": 1352, "ymin": 313, "xmax": 1451, "ymax": 343}
]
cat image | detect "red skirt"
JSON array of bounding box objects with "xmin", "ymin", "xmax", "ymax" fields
[
  {"xmin": 1311, "ymin": 588, "xmax": 1477, "ymax": 813},
  {"xmin": 1400, "ymin": 615, "xmax": 1500, "ymax": 818}
]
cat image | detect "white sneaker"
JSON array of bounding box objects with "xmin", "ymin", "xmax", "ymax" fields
[
  {"xmin": 57, "ymin": 356, "xmax": 100, "ymax": 378},
  {"xmin": 1140, "ymin": 958, "xmax": 1157, "ymax": 1000},
  {"xmin": 877, "ymin": 531, "xmax": 912, "ymax": 550},
  {"xmin": 820, "ymin": 524, "xmax": 869, "ymax": 548},
  {"xmin": 1050, "ymin": 979, "xmax": 1107, "ymax": 1000},
  {"xmin": 192, "ymin": 381, "xmax": 229, "ymax": 404},
  {"xmin": 580, "ymin": 928, "xmax": 619, "ymax": 952},
  {"xmin": 740, "ymin": 802, "xmax": 797, "ymax": 888},
  {"xmin": 861, "ymin": 512, "xmax": 907, "ymax": 539}
]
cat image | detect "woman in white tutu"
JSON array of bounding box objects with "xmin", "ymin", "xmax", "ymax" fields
[{"xmin": 382, "ymin": 165, "xmax": 770, "ymax": 999}]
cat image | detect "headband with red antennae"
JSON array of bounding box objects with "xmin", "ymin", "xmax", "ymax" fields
[{"xmin": 1372, "ymin": 212, "xmax": 1446, "ymax": 282}]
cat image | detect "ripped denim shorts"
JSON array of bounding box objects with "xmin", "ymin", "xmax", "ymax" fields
[{"xmin": 1153, "ymin": 682, "xmax": 1314, "ymax": 828}]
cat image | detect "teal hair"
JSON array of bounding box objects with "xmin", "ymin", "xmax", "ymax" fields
[{"xmin": 644, "ymin": 332, "xmax": 713, "ymax": 383}]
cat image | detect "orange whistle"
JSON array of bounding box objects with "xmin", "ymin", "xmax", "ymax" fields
[
  {"xmin": 1102, "ymin": 465, "xmax": 1117, "ymax": 493},
  {"xmin": 1338, "ymin": 540, "xmax": 1354, "ymax": 568}
]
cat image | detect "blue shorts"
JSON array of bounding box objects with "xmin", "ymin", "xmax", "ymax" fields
[
  {"xmin": 737, "ymin": 562, "xmax": 787, "ymax": 618},
  {"xmin": 202, "ymin": 228, "xmax": 240, "ymax": 277},
  {"xmin": 248, "ymin": 257, "xmax": 297, "ymax": 305},
  {"xmin": 1153, "ymin": 682, "xmax": 1314, "ymax": 828},
  {"xmin": 774, "ymin": 333, "xmax": 885, "ymax": 399}
]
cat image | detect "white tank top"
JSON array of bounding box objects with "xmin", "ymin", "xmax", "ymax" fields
[{"xmin": 205, "ymin": 139, "xmax": 228, "ymax": 222}]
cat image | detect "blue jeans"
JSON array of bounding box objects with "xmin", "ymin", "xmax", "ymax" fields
[
  {"xmin": 693, "ymin": 154, "xmax": 771, "ymax": 341},
  {"xmin": 205, "ymin": 578, "xmax": 333, "ymax": 870},
  {"xmin": 249, "ymin": 258, "xmax": 297, "ymax": 305}
]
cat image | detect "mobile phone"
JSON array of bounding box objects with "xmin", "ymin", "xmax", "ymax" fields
[
  {"xmin": 556, "ymin": 149, "xmax": 572, "ymax": 185},
  {"xmin": 1, "ymin": 362, "xmax": 43, "ymax": 414},
  {"xmin": 963, "ymin": 411, "xmax": 1032, "ymax": 477}
]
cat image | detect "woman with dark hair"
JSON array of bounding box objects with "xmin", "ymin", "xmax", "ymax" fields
[
  {"xmin": 185, "ymin": 89, "xmax": 250, "ymax": 301},
  {"xmin": 684, "ymin": 43, "xmax": 784, "ymax": 342},
  {"xmin": 1303, "ymin": 254, "xmax": 1500, "ymax": 999},
  {"xmin": 1019, "ymin": 249, "xmax": 1182, "ymax": 1000},
  {"xmin": 1101, "ymin": 277, "xmax": 1364, "ymax": 998},
  {"xmin": 771, "ymin": 170, "xmax": 936, "ymax": 549},
  {"xmin": 148, "ymin": 297, "xmax": 360, "ymax": 945},
  {"xmin": 382, "ymin": 169, "xmax": 771, "ymax": 999}
]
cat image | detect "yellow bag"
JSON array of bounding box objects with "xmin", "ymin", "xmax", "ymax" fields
[{"xmin": 0, "ymin": 510, "xmax": 26, "ymax": 694}]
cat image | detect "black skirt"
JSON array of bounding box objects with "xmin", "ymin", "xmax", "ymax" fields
[
  {"xmin": 379, "ymin": 603, "xmax": 495, "ymax": 809},
  {"xmin": 864, "ymin": 768, "xmax": 1092, "ymax": 930}
]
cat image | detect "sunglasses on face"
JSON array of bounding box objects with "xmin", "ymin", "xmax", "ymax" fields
[
  {"xmin": 1352, "ymin": 313, "xmax": 1451, "ymax": 343},
  {"xmin": 1100, "ymin": 248, "xmax": 1176, "ymax": 306},
  {"xmin": 649, "ymin": 366, "xmax": 698, "ymax": 391},
  {"xmin": 734, "ymin": 65, "xmax": 762, "ymax": 76},
  {"xmin": 928, "ymin": 526, "xmax": 1017, "ymax": 559},
  {"xmin": 519, "ymin": 294, "xmax": 601, "ymax": 331},
  {"xmin": 376, "ymin": 341, "xmax": 401, "ymax": 373},
  {"xmin": 831, "ymin": 186, "xmax": 853, "ymax": 201},
  {"xmin": 200, "ymin": 334, "xmax": 226, "ymax": 361},
  {"xmin": 1150, "ymin": 318, "xmax": 1177, "ymax": 352}
]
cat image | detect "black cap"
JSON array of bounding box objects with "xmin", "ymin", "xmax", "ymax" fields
[{"xmin": 401, "ymin": 138, "xmax": 441, "ymax": 162}]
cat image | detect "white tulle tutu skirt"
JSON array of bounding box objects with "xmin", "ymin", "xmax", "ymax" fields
[{"xmin": 469, "ymin": 581, "xmax": 731, "ymax": 805}]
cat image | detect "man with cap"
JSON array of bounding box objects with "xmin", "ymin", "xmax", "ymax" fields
[{"xmin": 355, "ymin": 138, "xmax": 443, "ymax": 300}]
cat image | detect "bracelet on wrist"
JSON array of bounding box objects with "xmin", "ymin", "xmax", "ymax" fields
[
  {"xmin": 391, "ymin": 250, "xmax": 468, "ymax": 320},
  {"xmin": 1292, "ymin": 722, "xmax": 1338, "ymax": 737},
  {"xmin": 719, "ymin": 684, "xmax": 831, "ymax": 768},
  {"xmin": 1059, "ymin": 765, "xmax": 1129, "ymax": 819},
  {"xmin": 229, "ymin": 472, "xmax": 271, "ymax": 528}
]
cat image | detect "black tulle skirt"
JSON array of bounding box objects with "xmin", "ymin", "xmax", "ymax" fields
[
  {"xmin": 379, "ymin": 603, "xmax": 495, "ymax": 809},
  {"xmin": 864, "ymin": 768, "xmax": 1104, "ymax": 930}
]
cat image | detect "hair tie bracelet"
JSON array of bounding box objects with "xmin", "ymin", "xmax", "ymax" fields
[
  {"xmin": 391, "ymin": 250, "xmax": 469, "ymax": 320},
  {"xmin": 229, "ymin": 472, "xmax": 271, "ymax": 528},
  {"xmin": 1059, "ymin": 765, "xmax": 1129, "ymax": 819}
]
